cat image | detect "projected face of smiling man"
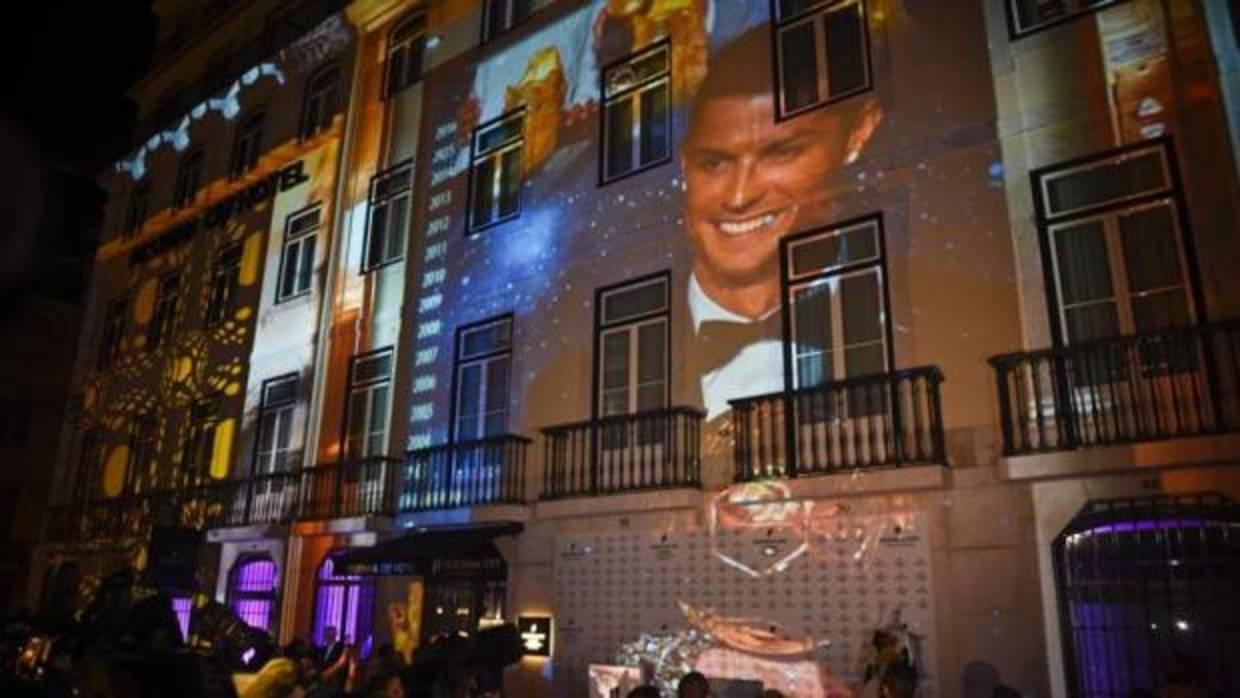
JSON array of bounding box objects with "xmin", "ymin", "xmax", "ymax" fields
[{"xmin": 681, "ymin": 30, "xmax": 880, "ymax": 320}]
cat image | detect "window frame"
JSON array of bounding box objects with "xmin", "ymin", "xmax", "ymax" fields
[
  {"xmin": 226, "ymin": 554, "xmax": 280, "ymax": 634},
  {"xmin": 769, "ymin": 0, "xmax": 874, "ymax": 122},
  {"xmin": 598, "ymin": 39, "xmax": 674, "ymax": 186},
  {"xmin": 779, "ymin": 213, "xmax": 894, "ymax": 392},
  {"xmin": 343, "ymin": 347, "xmax": 395, "ymax": 460},
  {"xmin": 126, "ymin": 415, "xmax": 160, "ymax": 495},
  {"xmin": 180, "ymin": 397, "xmax": 222, "ymax": 486},
  {"xmin": 230, "ymin": 109, "xmax": 266, "ymax": 178},
  {"xmin": 96, "ymin": 296, "xmax": 128, "ymax": 370},
  {"xmin": 385, "ymin": 11, "xmax": 427, "ymax": 98},
  {"xmin": 311, "ymin": 550, "xmax": 377, "ymax": 647},
  {"xmin": 300, "ymin": 63, "xmax": 341, "ymax": 141},
  {"xmin": 278, "ymin": 204, "xmax": 322, "ymax": 302},
  {"xmin": 253, "ymin": 374, "xmax": 301, "ymax": 476},
  {"xmin": 467, "ymin": 109, "xmax": 525, "ymax": 234},
  {"xmin": 449, "ymin": 314, "xmax": 514, "ymax": 443},
  {"xmin": 147, "ymin": 271, "xmax": 182, "ymax": 351},
  {"xmin": 205, "ymin": 243, "xmax": 244, "ymax": 329},
  {"xmin": 479, "ymin": 0, "xmax": 533, "ymax": 45},
  {"xmin": 591, "ymin": 272, "xmax": 672, "ymax": 422},
  {"xmin": 173, "ymin": 148, "xmax": 204, "ymax": 209},
  {"xmin": 1006, "ymin": 0, "xmax": 1134, "ymax": 40},
  {"xmin": 1030, "ymin": 137, "xmax": 1203, "ymax": 348},
  {"xmin": 362, "ymin": 161, "xmax": 413, "ymax": 272},
  {"xmin": 73, "ymin": 430, "xmax": 103, "ymax": 504}
]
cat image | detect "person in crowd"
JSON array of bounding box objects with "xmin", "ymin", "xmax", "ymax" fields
[
  {"xmin": 628, "ymin": 686, "xmax": 663, "ymax": 698},
  {"xmin": 761, "ymin": 691, "xmax": 787, "ymax": 698},
  {"xmin": 677, "ymin": 671, "xmax": 711, "ymax": 698},
  {"xmin": 318, "ymin": 627, "xmax": 345, "ymax": 668},
  {"xmin": 360, "ymin": 671, "xmax": 406, "ymax": 698},
  {"xmin": 879, "ymin": 664, "xmax": 918, "ymax": 698}
]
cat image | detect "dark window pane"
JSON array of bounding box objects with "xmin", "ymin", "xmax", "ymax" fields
[
  {"xmin": 605, "ymin": 99, "xmax": 634, "ymax": 179},
  {"xmin": 1119, "ymin": 205, "xmax": 1183, "ymax": 294},
  {"xmin": 825, "ymin": 4, "xmax": 866, "ymax": 96},
  {"xmin": 640, "ymin": 84, "xmax": 670, "ymax": 166},
  {"xmin": 780, "ymin": 22, "xmax": 819, "ymax": 112},
  {"xmin": 1065, "ymin": 303, "xmax": 1120, "ymax": 343},
  {"xmin": 1045, "ymin": 151, "xmax": 1167, "ymax": 214},
  {"xmin": 603, "ymin": 280, "xmax": 667, "ymax": 323},
  {"xmin": 1054, "ymin": 221, "xmax": 1114, "ymax": 305},
  {"xmin": 498, "ymin": 148, "xmax": 522, "ymax": 218},
  {"xmin": 1132, "ymin": 289, "xmax": 1189, "ymax": 334},
  {"xmin": 472, "ymin": 158, "xmax": 497, "ymax": 228},
  {"xmin": 841, "ymin": 272, "xmax": 882, "ymax": 345},
  {"xmin": 298, "ymin": 237, "xmax": 316, "ymax": 294}
]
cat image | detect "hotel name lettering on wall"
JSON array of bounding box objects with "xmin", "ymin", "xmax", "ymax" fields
[{"xmin": 130, "ymin": 160, "xmax": 310, "ymax": 265}]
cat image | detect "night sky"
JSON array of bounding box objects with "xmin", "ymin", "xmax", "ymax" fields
[{"xmin": 0, "ymin": 0, "xmax": 157, "ymax": 313}]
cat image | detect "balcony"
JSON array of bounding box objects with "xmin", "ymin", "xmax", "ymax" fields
[
  {"xmin": 541, "ymin": 407, "xmax": 704, "ymax": 499},
  {"xmin": 403, "ymin": 435, "xmax": 531, "ymax": 511},
  {"xmin": 990, "ymin": 323, "xmax": 1240, "ymax": 456},
  {"xmin": 296, "ymin": 456, "xmax": 403, "ymax": 520},
  {"xmin": 730, "ymin": 366, "xmax": 946, "ymax": 481}
]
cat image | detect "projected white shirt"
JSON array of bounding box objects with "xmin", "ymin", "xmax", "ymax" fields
[{"xmin": 688, "ymin": 274, "xmax": 785, "ymax": 421}]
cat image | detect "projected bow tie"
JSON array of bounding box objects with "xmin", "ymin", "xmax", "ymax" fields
[{"xmin": 693, "ymin": 314, "xmax": 782, "ymax": 374}]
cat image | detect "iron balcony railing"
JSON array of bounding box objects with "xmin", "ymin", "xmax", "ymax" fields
[
  {"xmin": 294, "ymin": 456, "xmax": 404, "ymax": 520},
  {"xmin": 730, "ymin": 366, "xmax": 946, "ymax": 482},
  {"xmin": 990, "ymin": 322, "xmax": 1240, "ymax": 456},
  {"xmin": 403, "ymin": 435, "xmax": 531, "ymax": 511},
  {"xmin": 541, "ymin": 406, "xmax": 703, "ymax": 499}
]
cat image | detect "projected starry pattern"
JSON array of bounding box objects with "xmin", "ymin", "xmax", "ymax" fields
[{"xmin": 552, "ymin": 513, "xmax": 936, "ymax": 698}]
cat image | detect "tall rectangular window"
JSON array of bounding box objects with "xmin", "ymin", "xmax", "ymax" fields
[
  {"xmin": 301, "ymin": 64, "xmax": 340, "ymax": 139},
  {"xmin": 386, "ymin": 12, "xmax": 426, "ymax": 97},
  {"xmin": 256, "ymin": 376, "xmax": 299, "ymax": 475},
  {"xmin": 601, "ymin": 42, "xmax": 671, "ymax": 183},
  {"xmin": 1008, "ymin": 0, "xmax": 1130, "ymax": 38},
  {"xmin": 124, "ymin": 183, "xmax": 150, "ymax": 238},
  {"xmin": 469, "ymin": 111, "xmax": 523, "ymax": 232},
  {"xmin": 147, "ymin": 273, "xmax": 181, "ymax": 351},
  {"xmin": 279, "ymin": 206, "xmax": 320, "ymax": 300},
  {"xmin": 454, "ymin": 317, "xmax": 513, "ymax": 441},
  {"xmin": 364, "ymin": 163, "xmax": 412, "ymax": 271},
  {"xmin": 181, "ymin": 399, "xmax": 221, "ymax": 485},
  {"xmin": 127, "ymin": 416, "xmax": 159, "ymax": 494},
  {"xmin": 73, "ymin": 430, "xmax": 103, "ymax": 503},
  {"xmin": 231, "ymin": 111, "xmax": 265, "ymax": 177},
  {"xmin": 345, "ymin": 349, "xmax": 393, "ymax": 459},
  {"xmin": 773, "ymin": 0, "xmax": 870, "ymax": 119},
  {"xmin": 597, "ymin": 276, "xmax": 670, "ymax": 419},
  {"xmin": 1035, "ymin": 141, "xmax": 1193, "ymax": 344},
  {"xmin": 206, "ymin": 244, "xmax": 243, "ymax": 328},
  {"xmin": 173, "ymin": 149, "xmax": 204, "ymax": 208},
  {"xmin": 96, "ymin": 297, "xmax": 127, "ymax": 370},
  {"xmin": 785, "ymin": 217, "xmax": 888, "ymax": 389},
  {"xmin": 481, "ymin": 0, "xmax": 532, "ymax": 43}
]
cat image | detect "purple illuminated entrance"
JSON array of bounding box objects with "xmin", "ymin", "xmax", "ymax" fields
[
  {"xmin": 227, "ymin": 555, "xmax": 278, "ymax": 634},
  {"xmin": 313, "ymin": 551, "xmax": 376, "ymax": 651}
]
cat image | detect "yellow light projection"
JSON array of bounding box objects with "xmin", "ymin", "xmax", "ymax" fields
[
  {"xmin": 210, "ymin": 418, "xmax": 235, "ymax": 479},
  {"xmin": 134, "ymin": 277, "xmax": 158, "ymax": 324},
  {"xmin": 240, "ymin": 233, "xmax": 263, "ymax": 286},
  {"xmin": 103, "ymin": 445, "xmax": 130, "ymax": 497}
]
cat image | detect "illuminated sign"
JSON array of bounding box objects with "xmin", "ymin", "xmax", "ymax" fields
[
  {"xmin": 517, "ymin": 615, "xmax": 552, "ymax": 657},
  {"xmin": 130, "ymin": 160, "xmax": 309, "ymax": 265}
]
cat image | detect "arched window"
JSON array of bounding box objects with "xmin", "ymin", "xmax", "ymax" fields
[
  {"xmin": 300, "ymin": 64, "xmax": 340, "ymax": 139},
  {"xmin": 1054, "ymin": 493, "xmax": 1240, "ymax": 698},
  {"xmin": 231, "ymin": 110, "xmax": 266, "ymax": 176},
  {"xmin": 226, "ymin": 554, "xmax": 279, "ymax": 633},
  {"xmin": 385, "ymin": 12, "xmax": 426, "ymax": 97},
  {"xmin": 312, "ymin": 550, "xmax": 376, "ymax": 648}
]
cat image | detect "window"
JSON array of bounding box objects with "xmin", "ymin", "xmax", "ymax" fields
[
  {"xmin": 256, "ymin": 376, "xmax": 299, "ymax": 475},
  {"xmin": 312, "ymin": 551, "xmax": 376, "ymax": 647},
  {"xmin": 345, "ymin": 349, "xmax": 393, "ymax": 459},
  {"xmin": 1008, "ymin": 0, "xmax": 1130, "ymax": 39},
  {"xmin": 72, "ymin": 431, "xmax": 103, "ymax": 503},
  {"xmin": 147, "ymin": 273, "xmax": 181, "ymax": 350},
  {"xmin": 596, "ymin": 275, "xmax": 669, "ymax": 420},
  {"xmin": 124, "ymin": 183, "xmax": 150, "ymax": 237},
  {"xmin": 364, "ymin": 164, "xmax": 412, "ymax": 270},
  {"xmin": 469, "ymin": 111, "xmax": 524, "ymax": 232},
  {"xmin": 1035, "ymin": 141, "xmax": 1194, "ymax": 344},
  {"xmin": 301, "ymin": 64, "xmax": 341, "ymax": 139},
  {"xmin": 481, "ymin": 0, "xmax": 532, "ymax": 43},
  {"xmin": 180, "ymin": 399, "xmax": 221, "ymax": 485},
  {"xmin": 127, "ymin": 416, "xmax": 159, "ymax": 494},
  {"xmin": 173, "ymin": 149, "xmax": 204, "ymax": 208},
  {"xmin": 772, "ymin": 0, "xmax": 871, "ymax": 119},
  {"xmin": 96, "ymin": 296, "xmax": 127, "ymax": 370},
  {"xmin": 453, "ymin": 316, "xmax": 513, "ymax": 441},
  {"xmin": 278, "ymin": 206, "xmax": 320, "ymax": 300},
  {"xmin": 226, "ymin": 555, "xmax": 278, "ymax": 633},
  {"xmin": 386, "ymin": 12, "xmax": 426, "ymax": 97},
  {"xmin": 231, "ymin": 111, "xmax": 265, "ymax": 176},
  {"xmin": 601, "ymin": 42, "xmax": 671, "ymax": 183},
  {"xmin": 206, "ymin": 245, "xmax": 243, "ymax": 328},
  {"xmin": 785, "ymin": 218, "xmax": 888, "ymax": 389}
]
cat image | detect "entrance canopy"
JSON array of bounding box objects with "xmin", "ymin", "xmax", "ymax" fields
[{"xmin": 337, "ymin": 522, "xmax": 522, "ymax": 579}]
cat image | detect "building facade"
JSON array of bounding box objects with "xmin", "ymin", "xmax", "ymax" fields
[{"xmin": 37, "ymin": 1, "xmax": 1240, "ymax": 697}]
